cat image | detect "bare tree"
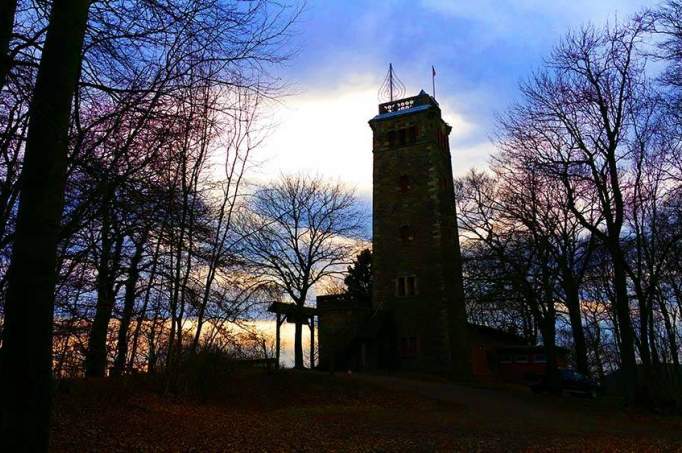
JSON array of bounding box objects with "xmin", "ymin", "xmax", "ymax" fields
[
  {"xmin": 191, "ymin": 89, "xmax": 264, "ymax": 352},
  {"xmin": 458, "ymin": 169, "xmax": 563, "ymax": 387},
  {"xmin": 0, "ymin": 1, "xmax": 90, "ymax": 449},
  {"xmin": 242, "ymin": 175, "xmax": 364, "ymax": 369},
  {"xmin": 497, "ymin": 21, "xmax": 652, "ymax": 403}
]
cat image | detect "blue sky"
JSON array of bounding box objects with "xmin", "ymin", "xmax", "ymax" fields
[{"xmin": 257, "ymin": 0, "xmax": 654, "ymax": 198}]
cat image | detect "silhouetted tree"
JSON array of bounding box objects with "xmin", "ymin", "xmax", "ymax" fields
[
  {"xmin": 497, "ymin": 21, "xmax": 653, "ymax": 403},
  {"xmin": 0, "ymin": 0, "xmax": 16, "ymax": 90},
  {"xmin": 0, "ymin": 1, "xmax": 91, "ymax": 449},
  {"xmin": 344, "ymin": 249, "xmax": 372, "ymax": 304},
  {"xmin": 242, "ymin": 175, "xmax": 364, "ymax": 369}
]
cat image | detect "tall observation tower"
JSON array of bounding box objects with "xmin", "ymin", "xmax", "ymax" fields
[{"xmin": 368, "ymin": 67, "xmax": 470, "ymax": 375}]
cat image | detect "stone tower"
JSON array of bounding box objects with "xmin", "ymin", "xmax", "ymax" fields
[{"xmin": 369, "ymin": 90, "xmax": 470, "ymax": 374}]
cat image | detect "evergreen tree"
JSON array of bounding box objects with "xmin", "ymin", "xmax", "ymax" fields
[{"xmin": 344, "ymin": 249, "xmax": 372, "ymax": 304}]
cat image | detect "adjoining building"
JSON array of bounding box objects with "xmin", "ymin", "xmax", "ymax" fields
[{"xmin": 317, "ymin": 90, "xmax": 560, "ymax": 382}]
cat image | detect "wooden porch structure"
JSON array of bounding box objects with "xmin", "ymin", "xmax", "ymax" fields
[{"xmin": 267, "ymin": 302, "xmax": 318, "ymax": 369}]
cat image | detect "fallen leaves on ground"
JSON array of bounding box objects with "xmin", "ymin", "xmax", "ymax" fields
[{"xmin": 50, "ymin": 371, "xmax": 682, "ymax": 452}]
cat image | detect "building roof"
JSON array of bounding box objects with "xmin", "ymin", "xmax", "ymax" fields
[
  {"xmin": 466, "ymin": 323, "xmax": 527, "ymax": 345},
  {"xmin": 267, "ymin": 302, "xmax": 317, "ymax": 323}
]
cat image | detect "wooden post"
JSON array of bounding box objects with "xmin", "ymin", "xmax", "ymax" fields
[
  {"xmin": 275, "ymin": 313, "xmax": 281, "ymax": 369},
  {"xmin": 309, "ymin": 316, "xmax": 315, "ymax": 369}
]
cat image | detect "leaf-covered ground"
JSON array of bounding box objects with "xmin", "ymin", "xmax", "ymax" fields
[{"xmin": 51, "ymin": 370, "xmax": 682, "ymax": 452}]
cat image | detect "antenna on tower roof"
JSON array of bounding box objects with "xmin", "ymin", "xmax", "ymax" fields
[{"xmin": 378, "ymin": 63, "xmax": 406, "ymax": 103}]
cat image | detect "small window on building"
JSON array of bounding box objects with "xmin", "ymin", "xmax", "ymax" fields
[
  {"xmin": 399, "ymin": 174, "xmax": 411, "ymax": 192},
  {"xmin": 398, "ymin": 128, "xmax": 407, "ymax": 146},
  {"xmin": 397, "ymin": 277, "xmax": 406, "ymax": 297},
  {"xmin": 407, "ymin": 126, "xmax": 417, "ymax": 144},
  {"xmin": 499, "ymin": 353, "xmax": 512, "ymax": 364},
  {"xmin": 387, "ymin": 130, "xmax": 397, "ymax": 146},
  {"xmin": 399, "ymin": 225, "xmax": 414, "ymax": 243},
  {"xmin": 406, "ymin": 276, "xmax": 416, "ymax": 295},
  {"xmin": 400, "ymin": 337, "xmax": 418, "ymax": 357},
  {"xmin": 395, "ymin": 275, "xmax": 417, "ymax": 297}
]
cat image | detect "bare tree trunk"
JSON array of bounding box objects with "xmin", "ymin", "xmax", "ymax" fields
[
  {"xmin": 611, "ymin": 244, "xmax": 638, "ymax": 403},
  {"xmin": 541, "ymin": 312, "xmax": 559, "ymax": 390},
  {"xmin": 658, "ymin": 296, "xmax": 680, "ymax": 367},
  {"xmin": 112, "ymin": 235, "xmax": 146, "ymax": 376},
  {"xmin": 0, "ymin": 0, "xmax": 17, "ymax": 90},
  {"xmin": 146, "ymin": 292, "xmax": 163, "ymax": 373},
  {"xmin": 591, "ymin": 319, "xmax": 606, "ymax": 382},
  {"xmin": 167, "ymin": 230, "xmax": 179, "ymax": 369},
  {"xmin": 563, "ymin": 272, "xmax": 589, "ymax": 375},
  {"xmin": 128, "ymin": 234, "xmax": 163, "ymax": 371},
  {"xmin": 538, "ymin": 271, "xmax": 559, "ymax": 390},
  {"xmin": 0, "ymin": 1, "xmax": 90, "ymax": 449},
  {"xmin": 85, "ymin": 206, "xmax": 124, "ymax": 377},
  {"xmin": 294, "ymin": 318, "xmax": 304, "ymax": 369},
  {"xmin": 633, "ymin": 279, "xmax": 653, "ymax": 371}
]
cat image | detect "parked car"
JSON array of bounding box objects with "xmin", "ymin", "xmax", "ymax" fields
[{"xmin": 530, "ymin": 368, "xmax": 603, "ymax": 398}]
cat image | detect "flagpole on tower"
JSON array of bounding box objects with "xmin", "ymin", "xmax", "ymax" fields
[
  {"xmin": 432, "ymin": 65, "xmax": 436, "ymax": 100},
  {"xmin": 389, "ymin": 63, "xmax": 394, "ymax": 101}
]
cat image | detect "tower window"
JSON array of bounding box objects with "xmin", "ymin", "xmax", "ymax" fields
[
  {"xmin": 398, "ymin": 128, "xmax": 406, "ymax": 145},
  {"xmin": 399, "ymin": 174, "xmax": 411, "ymax": 192},
  {"xmin": 407, "ymin": 126, "xmax": 417, "ymax": 144},
  {"xmin": 396, "ymin": 275, "xmax": 418, "ymax": 297},
  {"xmin": 406, "ymin": 276, "xmax": 416, "ymax": 295},
  {"xmin": 387, "ymin": 127, "xmax": 417, "ymax": 147},
  {"xmin": 399, "ymin": 225, "xmax": 414, "ymax": 243},
  {"xmin": 387, "ymin": 130, "xmax": 397, "ymax": 146}
]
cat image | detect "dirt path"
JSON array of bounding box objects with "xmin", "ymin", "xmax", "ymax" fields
[{"xmin": 349, "ymin": 373, "xmax": 682, "ymax": 442}]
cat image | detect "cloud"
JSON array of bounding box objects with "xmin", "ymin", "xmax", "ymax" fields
[
  {"xmin": 421, "ymin": 0, "xmax": 645, "ymax": 25},
  {"xmin": 256, "ymin": 78, "xmax": 377, "ymax": 196},
  {"xmin": 451, "ymin": 141, "xmax": 496, "ymax": 177},
  {"xmin": 255, "ymin": 74, "xmax": 491, "ymax": 196}
]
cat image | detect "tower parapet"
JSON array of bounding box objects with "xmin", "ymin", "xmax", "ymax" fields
[{"xmin": 377, "ymin": 90, "xmax": 439, "ymax": 115}]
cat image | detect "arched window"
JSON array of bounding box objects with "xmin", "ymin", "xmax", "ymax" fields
[
  {"xmin": 407, "ymin": 126, "xmax": 417, "ymax": 144},
  {"xmin": 396, "ymin": 275, "xmax": 418, "ymax": 297},
  {"xmin": 387, "ymin": 130, "xmax": 397, "ymax": 146},
  {"xmin": 398, "ymin": 128, "xmax": 407, "ymax": 145}
]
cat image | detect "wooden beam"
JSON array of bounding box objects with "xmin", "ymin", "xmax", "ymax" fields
[
  {"xmin": 275, "ymin": 313, "xmax": 281, "ymax": 369},
  {"xmin": 309, "ymin": 317, "xmax": 315, "ymax": 369}
]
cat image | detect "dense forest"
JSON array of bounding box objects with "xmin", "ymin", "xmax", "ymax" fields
[{"xmin": 0, "ymin": 0, "xmax": 680, "ymax": 450}]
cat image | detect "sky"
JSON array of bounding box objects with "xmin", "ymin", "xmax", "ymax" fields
[{"xmin": 256, "ymin": 0, "xmax": 654, "ymax": 200}]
